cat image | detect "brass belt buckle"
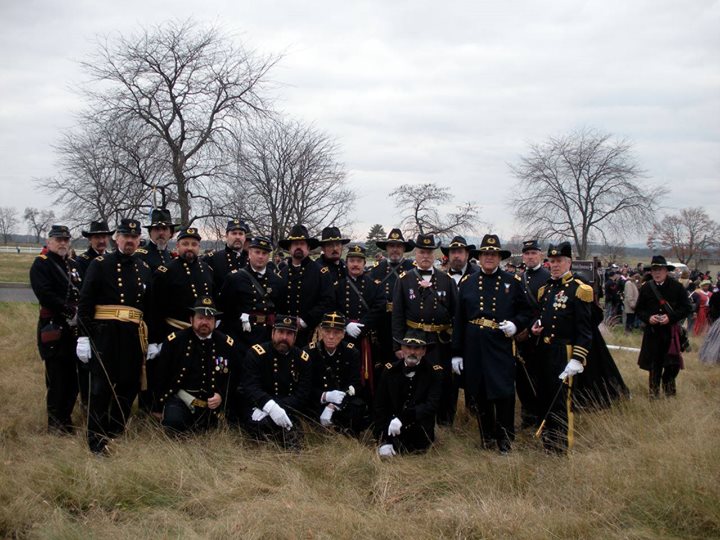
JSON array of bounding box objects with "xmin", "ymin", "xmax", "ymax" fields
[{"xmin": 118, "ymin": 309, "xmax": 130, "ymax": 319}]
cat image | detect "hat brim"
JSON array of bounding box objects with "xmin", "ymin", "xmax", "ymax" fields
[
  {"xmin": 440, "ymin": 244, "xmax": 475, "ymax": 256},
  {"xmin": 521, "ymin": 246, "xmax": 541, "ymax": 253},
  {"xmin": 189, "ymin": 307, "xmax": 222, "ymax": 316},
  {"xmin": 144, "ymin": 222, "xmax": 180, "ymax": 230},
  {"xmin": 278, "ymin": 238, "xmax": 320, "ymax": 250},
  {"xmin": 415, "ymin": 242, "xmax": 442, "ymax": 251},
  {"xmin": 645, "ymin": 264, "xmax": 675, "ymax": 272},
  {"xmin": 82, "ymin": 229, "xmax": 115, "ymax": 238},
  {"xmin": 319, "ymin": 238, "xmax": 351, "ymax": 245},
  {"xmin": 472, "ymin": 248, "xmax": 511, "ymax": 260},
  {"xmin": 376, "ymin": 240, "xmax": 414, "ymax": 252}
]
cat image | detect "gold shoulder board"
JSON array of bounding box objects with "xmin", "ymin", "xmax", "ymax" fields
[
  {"xmin": 38, "ymin": 254, "xmax": 47, "ymax": 260},
  {"xmin": 514, "ymin": 274, "xmax": 522, "ymax": 281},
  {"xmin": 300, "ymin": 350, "xmax": 310, "ymax": 361},
  {"xmin": 135, "ymin": 248, "xmax": 148, "ymax": 254},
  {"xmin": 374, "ymin": 279, "xmax": 381, "ymax": 284},
  {"xmin": 346, "ymin": 342, "xmax": 355, "ymax": 349},
  {"xmin": 167, "ymin": 332, "xmax": 176, "ymax": 342},
  {"xmin": 226, "ymin": 336, "xmax": 234, "ymax": 346},
  {"xmin": 320, "ymin": 266, "xmax": 329, "ymax": 274},
  {"xmin": 460, "ymin": 275, "xmax": 469, "ymax": 283},
  {"xmin": 398, "ymin": 271, "xmax": 406, "ymax": 278},
  {"xmin": 96, "ymin": 256, "xmax": 104, "ymax": 262},
  {"xmin": 575, "ymin": 280, "xmax": 594, "ymax": 303},
  {"xmin": 385, "ymin": 362, "xmax": 393, "ymax": 369},
  {"xmin": 433, "ymin": 364, "xmax": 443, "ymax": 371},
  {"xmin": 252, "ymin": 344, "xmax": 266, "ymax": 355},
  {"xmin": 157, "ymin": 265, "xmax": 168, "ymax": 273},
  {"xmin": 308, "ymin": 342, "xmax": 316, "ymax": 349}
]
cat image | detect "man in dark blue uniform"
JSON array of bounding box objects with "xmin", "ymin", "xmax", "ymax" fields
[
  {"xmin": 29, "ymin": 225, "xmax": 82, "ymax": 434},
  {"xmin": 317, "ymin": 225, "xmax": 350, "ymax": 283},
  {"xmin": 369, "ymin": 228, "xmax": 415, "ymax": 365},
  {"xmin": 135, "ymin": 208, "xmax": 178, "ymax": 271},
  {"xmin": 515, "ymin": 239, "xmax": 551, "ymax": 428},
  {"xmin": 77, "ymin": 218, "xmax": 153, "ymax": 454},
  {"xmin": 203, "ymin": 218, "xmax": 250, "ymax": 294},
  {"xmin": 334, "ymin": 244, "xmax": 385, "ymax": 397},
  {"xmin": 75, "ymin": 220, "xmax": 114, "ymax": 279},
  {"xmin": 374, "ymin": 329, "xmax": 444, "ymax": 456},
  {"xmin": 278, "ymin": 224, "xmax": 334, "ymax": 347},
  {"xmin": 305, "ymin": 312, "xmax": 368, "ymax": 435},
  {"xmin": 155, "ymin": 297, "xmax": 237, "ymax": 433},
  {"xmin": 392, "ymin": 233, "xmax": 457, "ymax": 425},
  {"xmin": 442, "ymin": 235, "xmax": 478, "ymax": 287},
  {"xmin": 452, "ymin": 234, "xmax": 531, "ymax": 454},
  {"xmin": 241, "ymin": 315, "xmax": 312, "ymax": 449},
  {"xmin": 531, "ymin": 241, "xmax": 594, "ymax": 453}
]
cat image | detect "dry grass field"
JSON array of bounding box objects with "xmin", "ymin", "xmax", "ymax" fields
[
  {"xmin": 1, "ymin": 301, "xmax": 719, "ymax": 539},
  {"xmin": 0, "ymin": 253, "xmax": 35, "ymax": 284}
]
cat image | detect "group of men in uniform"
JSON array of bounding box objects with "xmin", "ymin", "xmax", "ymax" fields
[{"xmin": 31, "ymin": 210, "xmax": 629, "ymax": 457}]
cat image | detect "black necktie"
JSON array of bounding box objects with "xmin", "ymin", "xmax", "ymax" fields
[
  {"xmin": 419, "ymin": 270, "xmax": 432, "ymax": 277},
  {"xmin": 449, "ymin": 269, "xmax": 462, "ymax": 275}
]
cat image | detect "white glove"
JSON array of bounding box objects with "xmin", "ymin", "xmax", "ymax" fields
[
  {"xmin": 146, "ymin": 343, "xmax": 161, "ymax": 360},
  {"xmin": 388, "ymin": 417, "xmax": 402, "ymax": 437},
  {"xmin": 320, "ymin": 406, "xmax": 334, "ymax": 426},
  {"xmin": 76, "ymin": 337, "xmax": 91, "ymax": 363},
  {"xmin": 499, "ymin": 320, "xmax": 517, "ymax": 337},
  {"xmin": 263, "ymin": 399, "xmax": 293, "ymax": 430},
  {"xmin": 251, "ymin": 407, "xmax": 269, "ymax": 422},
  {"xmin": 451, "ymin": 356, "xmax": 463, "ymax": 375},
  {"xmin": 323, "ymin": 390, "xmax": 346, "ymax": 405},
  {"xmin": 559, "ymin": 359, "xmax": 585, "ymax": 380},
  {"xmin": 240, "ymin": 313, "xmax": 251, "ymax": 333},
  {"xmin": 378, "ymin": 444, "xmax": 397, "ymax": 457},
  {"xmin": 298, "ymin": 317, "xmax": 308, "ymax": 329},
  {"xmin": 345, "ymin": 322, "xmax": 364, "ymax": 338}
]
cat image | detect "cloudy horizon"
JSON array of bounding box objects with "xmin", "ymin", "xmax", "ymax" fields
[{"xmin": 1, "ymin": 0, "xmax": 718, "ymax": 244}]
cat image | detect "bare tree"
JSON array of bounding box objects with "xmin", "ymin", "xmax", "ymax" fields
[
  {"xmin": 648, "ymin": 207, "xmax": 720, "ymax": 268},
  {"xmin": 81, "ymin": 19, "xmax": 278, "ymax": 224},
  {"xmin": 389, "ymin": 183, "xmax": 479, "ymax": 238},
  {"xmin": 37, "ymin": 115, "xmax": 159, "ymax": 228},
  {"xmin": 222, "ymin": 117, "xmax": 355, "ymax": 246},
  {"xmin": 0, "ymin": 207, "xmax": 18, "ymax": 244},
  {"xmin": 24, "ymin": 208, "xmax": 55, "ymax": 244},
  {"xmin": 509, "ymin": 127, "xmax": 665, "ymax": 259}
]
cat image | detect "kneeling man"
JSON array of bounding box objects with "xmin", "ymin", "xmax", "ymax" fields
[
  {"xmin": 374, "ymin": 329, "xmax": 443, "ymax": 456},
  {"xmin": 155, "ymin": 297, "xmax": 237, "ymax": 433}
]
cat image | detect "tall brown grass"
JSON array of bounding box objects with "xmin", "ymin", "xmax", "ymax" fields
[{"xmin": 1, "ymin": 302, "xmax": 719, "ymax": 539}]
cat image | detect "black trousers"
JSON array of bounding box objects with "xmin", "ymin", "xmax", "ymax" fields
[
  {"xmin": 426, "ymin": 340, "xmax": 458, "ymax": 426},
  {"xmin": 475, "ymin": 395, "xmax": 515, "ymax": 447},
  {"xmin": 77, "ymin": 360, "xmax": 90, "ymax": 408},
  {"xmin": 37, "ymin": 327, "xmax": 78, "ymax": 433},
  {"xmin": 314, "ymin": 397, "xmax": 370, "ymax": 436},
  {"xmin": 380, "ymin": 421, "xmax": 435, "ymax": 454},
  {"xmin": 516, "ymin": 340, "xmax": 542, "ymax": 427},
  {"xmin": 537, "ymin": 343, "xmax": 573, "ymax": 452},
  {"xmin": 87, "ymin": 372, "xmax": 140, "ymax": 453},
  {"xmin": 162, "ymin": 396, "xmax": 218, "ymax": 433},
  {"xmin": 649, "ymin": 364, "xmax": 680, "ymax": 397}
]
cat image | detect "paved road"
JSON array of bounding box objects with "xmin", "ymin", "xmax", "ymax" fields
[{"xmin": 0, "ymin": 287, "xmax": 37, "ymax": 303}]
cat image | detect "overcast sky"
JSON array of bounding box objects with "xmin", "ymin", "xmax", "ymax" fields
[{"xmin": 1, "ymin": 0, "xmax": 718, "ymax": 243}]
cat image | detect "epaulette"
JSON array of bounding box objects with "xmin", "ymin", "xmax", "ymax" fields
[
  {"xmin": 252, "ymin": 344, "xmax": 266, "ymax": 355},
  {"xmin": 346, "ymin": 342, "xmax": 354, "ymax": 349},
  {"xmin": 412, "ymin": 260, "xmax": 418, "ymax": 267},
  {"xmin": 96, "ymin": 256, "xmax": 104, "ymax": 262},
  {"xmin": 230, "ymin": 269, "xmax": 238, "ymax": 274},
  {"xmin": 374, "ymin": 279, "xmax": 381, "ymax": 285},
  {"xmin": 399, "ymin": 271, "xmax": 407, "ymax": 278},
  {"xmin": 460, "ymin": 275, "xmax": 469, "ymax": 284},
  {"xmin": 514, "ymin": 274, "xmax": 522, "ymax": 281},
  {"xmin": 308, "ymin": 342, "xmax": 316, "ymax": 349},
  {"xmin": 135, "ymin": 248, "xmax": 148, "ymax": 255},
  {"xmin": 320, "ymin": 266, "xmax": 329, "ymax": 274},
  {"xmin": 373, "ymin": 261, "xmax": 379, "ymax": 267},
  {"xmin": 207, "ymin": 250, "xmax": 216, "ymax": 256},
  {"xmin": 226, "ymin": 335, "xmax": 234, "ymax": 346},
  {"xmin": 300, "ymin": 350, "xmax": 310, "ymax": 362},
  {"xmin": 157, "ymin": 265, "xmax": 168, "ymax": 273},
  {"xmin": 167, "ymin": 332, "xmax": 176, "ymax": 342},
  {"xmin": 79, "ymin": 253, "xmax": 90, "ymax": 260},
  {"xmin": 537, "ymin": 285, "xmax": 546, "ymax": 301},
  {"xmin": 433, "ymin": 364, "xmax": 443, "ymax": 371},
  {"xmin": 38, "ymin": 254, "xmax": 47, "ymax": 260},
  {"xmin": 574, "ymin": 280, "xmax": 594, "ymax": 303},
  {"xmin": 384, "ymin": 362, "xmax": 393, "ymax": 370}
]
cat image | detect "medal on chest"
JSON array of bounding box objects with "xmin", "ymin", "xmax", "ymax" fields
[{"xmin": 553, "ymin": 290, "xmax": 568, "ymax": 310}]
